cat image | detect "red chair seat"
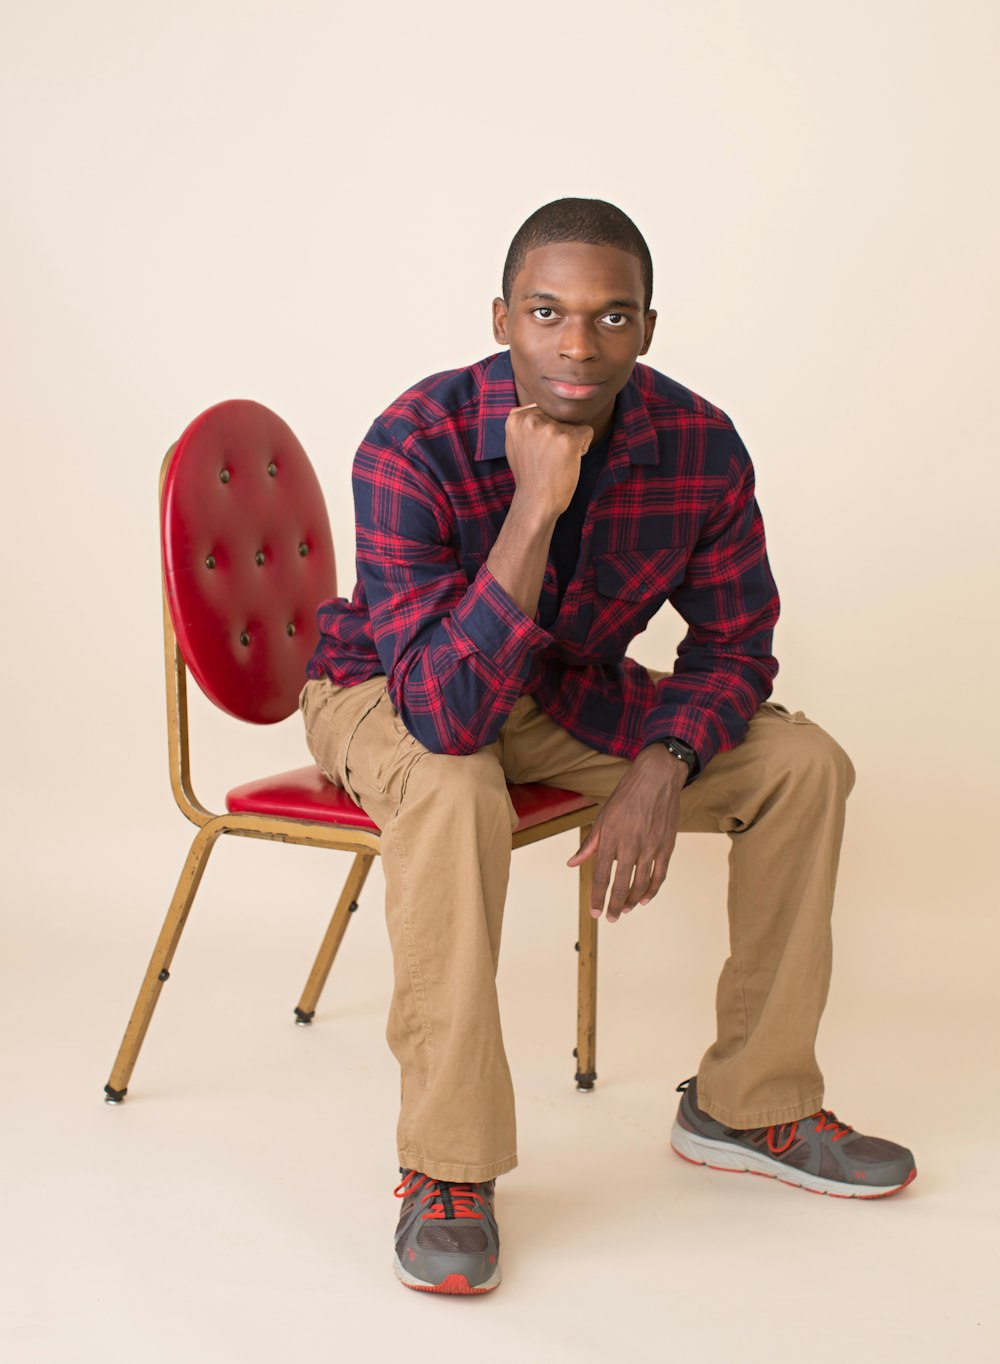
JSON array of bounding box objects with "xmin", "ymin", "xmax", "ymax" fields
[{"xmin": 226, "ymin": 764, "xmax": 594, "ymax": 834}]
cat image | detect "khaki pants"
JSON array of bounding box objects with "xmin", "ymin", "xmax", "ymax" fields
[{"xmin": 300, "ymin": 675, "xmax": 855, "ymax": 1183}]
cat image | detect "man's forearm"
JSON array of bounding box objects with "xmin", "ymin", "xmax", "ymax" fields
[
  {"xmin": 485, "ymin": 491, "xmax": 559, "ymax": 619},
  {"xmin": 380, "ymin": 491, "xmax": 560, "ymax": 756},
  {"xmin": 357, "ymin": 405, "xmax": 586, "ymax": 756}
]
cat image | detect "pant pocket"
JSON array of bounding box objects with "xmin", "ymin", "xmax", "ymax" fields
[
  {"xmin": 344, "ymin": 692, "xmax": 425, "ymax": 807},
  {"xmin": 302, "ymin": 678, "xmax": 384, "ymax": 792}
]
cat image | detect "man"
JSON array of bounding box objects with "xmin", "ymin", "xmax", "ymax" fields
[{"xmin": 301, "ymin": 198, "xmax": 916, "ymax": 1295}]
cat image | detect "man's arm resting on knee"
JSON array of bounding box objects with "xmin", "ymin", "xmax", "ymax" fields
[
  {"xmin": 641, "ymin": 430, "xmax": 780, "ymax": 771},
  {"xmin": 355, "ymin": 407, "xmax": 589, "ymax": 756},
  {"xmin": 570, "ymin": 430, "xmax": 780, "ymax": 922}
]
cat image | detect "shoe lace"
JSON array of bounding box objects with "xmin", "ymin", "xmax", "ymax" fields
[
  {"xmin": 393, "ymin": 1171, "xmax": 487, "ymax": 1221},
  {"xmin": 763, "ymin": 1108, "xmax": 853, "ymax": 1154},
  {"xmin": 678, "ymin": 1075, "xmax": 855, "ymax": 1154},
  {"xmin": 766, "ymin": 1123, "xmax": 799, "ymax": 1155},
  {"xmin": 812, "ymin": 1108, "xmax": 853, "ymax": 1141}
]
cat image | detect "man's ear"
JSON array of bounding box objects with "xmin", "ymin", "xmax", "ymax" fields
[
  {"xmin": 492, "ymin": 296, "xmax": 510, "ymax": 346},
  {"xmin": 639, "ymin": 309, "xmax": 657, "ymax": 356}
]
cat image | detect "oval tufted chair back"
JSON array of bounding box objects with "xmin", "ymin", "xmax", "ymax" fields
[{"xmin": 161, "ymin": 399, "xmax": 337, "ymax": 724}]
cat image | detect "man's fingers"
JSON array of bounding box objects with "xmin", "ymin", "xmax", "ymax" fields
[
  {"xmin": 639, "ymin": 852, "xmax": 672, "ymax": 905},
  {"xmin": 604, "ymin": 859, "xmax": 636, "ymax": 924},
  {"xmin": 585, "ymin": 846, "xmax": 661, "ymax": 920},
  {"xmin": 625, "ymin": 859, "xmax": 655, "ymax": 910},
  {"xmin": 566, "ymin": 827, "xmax": 600, "ymax": 867},
  {"xmin": 589, "ymin": 847, "xmax": 615, "ymax": 919},
  {"xmin": 590, "ymin": 872, "xmax": 611, "ymax": 918}
]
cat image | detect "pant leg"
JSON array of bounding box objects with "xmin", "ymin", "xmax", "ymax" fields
[
  {"xmin": 301, "ymin": 676, "xmax": 855, "ymax": 1150},
  {"xmin": 501, "ymin": 694, "xmax": 856, "ymax": 1128},
  {"xmin": 687, "ymin": 701, "xmax": 856, "ymax": 1127},
  {"xmin": 301, "ymin": 677, "xmax": 519, "ymax": 1182}
]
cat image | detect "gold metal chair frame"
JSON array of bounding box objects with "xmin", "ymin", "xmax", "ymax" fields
[{"xmin": 103, "ymin": 446, "xmax": 600, "ymax": 1103}]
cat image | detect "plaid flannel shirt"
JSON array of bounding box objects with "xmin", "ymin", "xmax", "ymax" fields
[{"xmin": 307, "ymin": 350, "xmax": 779, "ymax": 773}]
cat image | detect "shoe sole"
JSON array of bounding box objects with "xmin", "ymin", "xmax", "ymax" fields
[
  {"xmin": 393, "ymin": 1256, "xmax": 502, "ymax": 1294},
  {"xmin": 670, "ymin": 1121, "xmax": 917, "ymax": 1199}
]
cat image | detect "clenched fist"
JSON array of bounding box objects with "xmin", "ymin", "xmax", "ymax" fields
[{"xmin": 504, "ymin": 404, "xmax": 594, "ymax": 521}]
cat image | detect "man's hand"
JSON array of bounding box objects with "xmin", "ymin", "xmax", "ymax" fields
[
  {"xmin": 485, "ymin": 404, "xmax": 593, "ymax": 618},
  {"xmin": 567, "ymin": 744, "xmax": 687, "ymax": 922},
  {"xmin": 504, "ymin": 404, "xmax": 593, "ymax": 521}
]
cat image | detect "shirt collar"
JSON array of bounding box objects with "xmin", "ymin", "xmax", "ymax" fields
[{"xmin": 474, "ymin": 350, "xmax": 659, "ymax": 466}]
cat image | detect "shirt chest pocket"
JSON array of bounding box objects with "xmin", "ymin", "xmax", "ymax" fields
[
  {"xmin": 594, "ymin": 547, "xmax": 690, "ymax": 601},
  {"xmin": 586, "ymin": 546, "xmax": 691, "ymax": 651}
]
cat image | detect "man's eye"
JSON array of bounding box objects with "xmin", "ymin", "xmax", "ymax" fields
[
  {"xmin": 531, "ymin": 307, "xmax": 557, "ymax": 320},
  {"xmin": 603, "ymin": 313, "xmax": 629, "ymax": 327}
]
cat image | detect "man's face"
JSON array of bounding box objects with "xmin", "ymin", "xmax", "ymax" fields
[{"xmin": 492, "ymin": 241, "xmax": 656, "ymax": 442}]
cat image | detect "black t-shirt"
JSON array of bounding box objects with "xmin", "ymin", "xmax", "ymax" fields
[{"xmin": 539, "ymin": 428, "xmax": 612, "ymax": 628}]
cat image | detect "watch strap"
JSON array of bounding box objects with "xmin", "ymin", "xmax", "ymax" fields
[{"xmin": 662, "ymin": 736, "xmax": 698, "ymax": 773}]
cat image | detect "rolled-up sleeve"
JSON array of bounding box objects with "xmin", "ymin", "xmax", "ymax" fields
[
  {"xmin": 355, "ymin": 422, "xmax": 552, "ymax": 755},
  {"xmin": 640, "ymin": 429, "xmax": 780, "ymax": 771}
]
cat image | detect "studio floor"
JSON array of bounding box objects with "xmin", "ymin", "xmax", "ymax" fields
[{"xmin": 4, "ymin": 820, "xmax": 996, "ymax": 1364}]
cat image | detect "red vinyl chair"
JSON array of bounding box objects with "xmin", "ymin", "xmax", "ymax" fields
[{"xmin": 104, "ymin": 400, "xmax": 601, "ymax": 1104}]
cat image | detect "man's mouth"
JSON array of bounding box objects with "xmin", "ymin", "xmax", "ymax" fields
[{"xmin": 543, "ymin": 377, "xmax": 604, "ymax": 401}]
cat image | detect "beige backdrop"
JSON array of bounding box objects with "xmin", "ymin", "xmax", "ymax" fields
[{"xmin": 2, "ymin": 2, "xmax": 998, "ymax": 1361}]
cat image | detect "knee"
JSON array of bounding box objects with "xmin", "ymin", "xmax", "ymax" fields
[
  {"xmin": 406, "ymin": 750, "xmax": 516, "ymax": 828},
  {"xmin": 784, "ymin": 723, "xmax": 855, "ymax": 799}
]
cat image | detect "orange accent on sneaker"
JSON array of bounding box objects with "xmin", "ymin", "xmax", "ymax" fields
[
  {"xmin": 764, "ymin": 1107, "xmax": 853, "ymax": 1155},
  {"xmin": 394, "ymin": 1172, "xmax": 487, "ymax": 1221},
  {"xmin": 767, "ymin": 1123, "xmax": 798, "ymax": 1155},
  {"xmin": 402, "ymin": 1273, "xmax": 496, "ymax": 1296},
  {"xmin": 813, "ymin": 1109, "xmax": 853, "ymax": 1140}
]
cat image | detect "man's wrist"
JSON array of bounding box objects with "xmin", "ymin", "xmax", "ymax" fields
[
  {"xmin": 637, "ymin": 741, "xmax": 690, "ymax": 786},
  {"xmin": 507, "ymin": 488, "xmax": 560, "ymax": 538},
  {"xmin": 643, "ymin": 736, "xmax": 699, "ymax": 782}
]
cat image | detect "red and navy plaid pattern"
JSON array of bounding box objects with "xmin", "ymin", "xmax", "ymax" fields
[{"xmin": 307, "ymin": 350, "xmax": 779, "ymax": 772}]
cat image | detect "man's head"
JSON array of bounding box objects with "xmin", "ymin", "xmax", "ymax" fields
[
  {"xmin": 501, "ymin": 198, "xmax": 654, "ymax": 312},
  {"xmin": 492, "ymin": 198, "xmax": 657, "ymax": 441}
]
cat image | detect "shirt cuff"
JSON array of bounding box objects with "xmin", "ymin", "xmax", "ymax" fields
[
  {"xmin": 450, "ymin": 564, "xmax": 553, "ymax": 665},
  {"xmin": 641, "ymin": 707, "xmax": 722, "ymax": 776}
]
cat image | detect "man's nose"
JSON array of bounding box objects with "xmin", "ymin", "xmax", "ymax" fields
[{"xmin": 559, "ymin": 319, "xmax": 599, "ymax": 362}]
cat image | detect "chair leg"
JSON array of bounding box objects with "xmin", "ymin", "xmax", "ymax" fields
[
  {"xmin": 103, "ymin": 820, "xmax": 224, "ymax": 1103},
  {"xmin": 293, "ymin": 852, "xmax": 375, "ymax": 1024},
  {"xmin": 574, "ymin": 824, "xmax": 598, "ymax": 1091}
]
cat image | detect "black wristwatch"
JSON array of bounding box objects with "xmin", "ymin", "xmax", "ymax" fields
[{"xmin": 660, "ymin": 736, "xmax": 698, "ymax": 778}]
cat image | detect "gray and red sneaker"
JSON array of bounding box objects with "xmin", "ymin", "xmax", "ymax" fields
[
  {"xmin": 671, "ymin": 1078, "xmax": 916, "ymax": 1198},
  {"xmin": 393, "ymin": 1170, "xmax": 501, "ymax": 1294}
]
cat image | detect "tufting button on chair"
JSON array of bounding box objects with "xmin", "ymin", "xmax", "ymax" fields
[{"xmin": 103, "ymin": 399, "xmax": 601, "ymax": 1104}]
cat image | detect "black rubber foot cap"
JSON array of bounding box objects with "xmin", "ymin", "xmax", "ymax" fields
[
  {"xmin": 104, "ymin": 1084, "xmax": 127, "ymax": 1104},
  {"xmin": 574, "ymin": 1071, "xmax": 597, "ymax": 1091},
  {"xmin": 294, "ymin": 1007, "xmax": 315, "ymax": 1025}
]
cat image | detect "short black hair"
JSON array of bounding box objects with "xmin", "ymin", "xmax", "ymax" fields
[{"xmin": 502, "ymin": 198, "xmax": 653, "ymax": 310}]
